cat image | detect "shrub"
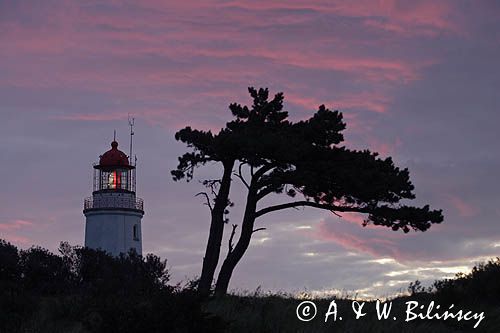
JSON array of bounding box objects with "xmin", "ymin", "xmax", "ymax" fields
[{"xmin": 0, "ymin": 239, "xmax": 225, "ymax": 332}]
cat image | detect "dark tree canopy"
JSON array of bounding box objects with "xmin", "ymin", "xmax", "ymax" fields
[{"xmin": 172, "ymin": 87, "xmax": 443, "ymax": 233}]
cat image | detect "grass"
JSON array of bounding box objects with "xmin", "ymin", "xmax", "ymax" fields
[{"xmin": 204, "ymin": 292, "xmax": 500, "ymax": 332}]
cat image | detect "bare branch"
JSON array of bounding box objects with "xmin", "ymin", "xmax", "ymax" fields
[
  {"xmin": 255, "ymin": 201, "xmax": 368, "ymax": 218},
  {"xmin": 228, "ymin": 224, "xmax": 238, "ymax": 254},
  {"xmin": 256, "ymin": 186, "xmax": 276, "ymax": 201},
  {"xmin": 331, "ymin": 211, "xmax": 342, "ymax": 218},
  {"xmin": 252, "ymin": 227, "xmax": 266, "ymax": 234},
  {"xmin": 195, "ymin": 192, "xmax": 213, "ymax": 212},
  {"xmin": 234, "ymin": 162, "xmax": 250, "ymax": 189},
  {"xmin": 202, "ymin": 179, "xmax": 222, "ymax": 197}
]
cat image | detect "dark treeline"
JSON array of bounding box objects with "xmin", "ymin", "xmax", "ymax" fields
[
  {"xmin": 0, "ymin": 239, "xmax": 224, "ymax": 333},
  {"xmin": 1, "ymin": 238, "xmax": 500, "ymax": 332}
]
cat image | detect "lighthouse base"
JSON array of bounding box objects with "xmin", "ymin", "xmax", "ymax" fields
[{"xmin": 84, "ymin": 209, "xmax": 143, "ymax": 256}]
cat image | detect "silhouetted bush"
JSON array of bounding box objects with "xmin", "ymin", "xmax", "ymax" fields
[
  {"xmin": 19, "ymin": 246, "xmax": 73, "ymax": 294},
  {"xmin": 432, "ymin": 257, "xmax": 500, "ymax": 305},
  {"xmin": 0, "ymin": 239, "xmax": 20, "ymax": 287},
  {"xmin": 0, "ymin": 239, "xmax": 225, "ymax": 333}
]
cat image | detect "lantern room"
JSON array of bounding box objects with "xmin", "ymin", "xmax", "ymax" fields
[{"xmin": 93, "ymin": 140, "xmax": 136, "ymax": 193}]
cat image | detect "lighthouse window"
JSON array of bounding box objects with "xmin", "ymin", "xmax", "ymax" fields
[
  {"xmin": 121, "ymin": 170, "xmax": 128, "ymax": 190},
  {"xmin": 133, "ymin": 224, "xmax": 139, "ymax": 240}
]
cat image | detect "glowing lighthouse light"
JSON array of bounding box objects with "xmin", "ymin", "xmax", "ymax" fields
[
  {"xmin": 108, "ymin": 172, "xmax": 115, "ymax": 188},
  {"xmin": 107, "ymin": 170, "xmax": 123, "ymax": 189}
]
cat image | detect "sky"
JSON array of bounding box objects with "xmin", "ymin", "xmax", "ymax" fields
[{"xmin": 1, "ymin": 0, "xmax": 499, "ymax": 298}]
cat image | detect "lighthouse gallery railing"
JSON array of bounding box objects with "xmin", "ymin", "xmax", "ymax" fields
[{"xmin": 84, "ymin": 196, "xmax": 144, "ymax": 211}]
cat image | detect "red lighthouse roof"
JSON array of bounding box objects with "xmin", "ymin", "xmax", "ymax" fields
[{"xmin": 99, "ymin": 141, "xmax": 130, "ymax": 167}]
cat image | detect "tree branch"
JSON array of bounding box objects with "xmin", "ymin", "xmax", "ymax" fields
[
  {"xmin": 201, "ymin": 179, "xmax": 222, "ymax": 198},
  {"xmin": 255, "ymin": 201, "xmax": 367, "ymax": 218},
  {"xmin": 234, "ymin": 162, "xmax": 250, "ymax": 189},
  {"xmin": 253, "ymin": 163, "xmax": 277, "ymax": 181},
  {"xmin": 256, "ymin": 186, "xmax": 277, "ymax": 201},
  {"xmin": 252, "ymin": 227, "xmax": 266, "ymax": 234},
  {"xmin": 228, "ymin": 224, "xmax": 238, "ymax": 254},
  {"xmin": 195, "ymin": 192, "xmax": 213, "ymax": 212}
]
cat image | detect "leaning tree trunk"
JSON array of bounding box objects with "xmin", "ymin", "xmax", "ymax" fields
[
  {"xmin": 214, "ymin": 190, "xmax": 257, "ymax": 296},
  {"xmin": 198, "ymin": 161, "xmax": 234, "ymax": 297}
]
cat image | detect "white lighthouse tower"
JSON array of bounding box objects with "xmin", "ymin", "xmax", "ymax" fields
[{"xmin": 83, "ymin": 131, "xmax": 144, "ymax": 256}]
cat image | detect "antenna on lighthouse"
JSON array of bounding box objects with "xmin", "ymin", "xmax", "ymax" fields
[{"xmin": 128, "ymin": 115, "xmax": 135, "ymax": 165}]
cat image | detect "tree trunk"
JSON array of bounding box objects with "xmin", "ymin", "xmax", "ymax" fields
[
  {"xmin": 198, "ymin": 160, "xmax": 234, "ymax": 297},
  {"xmin": 214, "ymin": 190, "xmax": 257, "ymax": 296}
]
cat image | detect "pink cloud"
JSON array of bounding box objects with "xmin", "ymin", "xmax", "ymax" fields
[
  {"xmin": 315, "ymin": 219, "xmax": 403, "ymax": 258},
  {"xmin": 365, "ymin": 136, "xmax": 403, "ymax": 157},
  {"xmin": 279, "ymin": 1, "xmax": 455, "ymax": 39},
  {"xmin": 446, "ymin": 195, "xmax": 478, "ymax": 218},
  {"xmin": 287, "ymin": 92, "xmax": 391, "ymax": 114},
  {"xmin": 0, "ymin": 219, "xmax": 34, "ymax": 231},
  {"xmin": 332, "ymin": 211, "xmax": 378, "ymax": 230},
  {"xmin": 0, "ymin": 220, "xmax": 34, "ymax": 247},
  {"xmin": 222, "ymin": 0, "xmax": 459, "ymax": 35},
  {"xmin": 190, "ymin": 47, "xmax": 423, "ymax": 83}
]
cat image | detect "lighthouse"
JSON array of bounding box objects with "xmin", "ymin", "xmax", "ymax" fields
[{"xmin": 83, "ymin": 132, "xmax": 144, "ymax": 256}]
